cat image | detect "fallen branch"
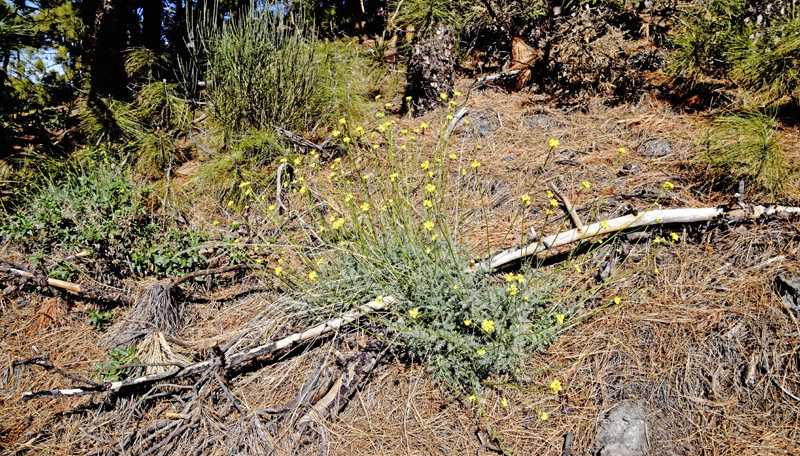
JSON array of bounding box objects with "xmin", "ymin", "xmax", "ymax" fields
[
  {"xmin": 21, "ymin": 296, "xmax": 396, "ymax": 400},
  {"xmin": 275, "ymin": 126, "xmax": 328, "ymax": 155},
  {"xmin": 475, "ymin": 69, "xmax": 522, "ymax": 83},
  {"xmin": 0, "ymin": 259, "xmax": 134, "ymax": 305},
  {"xmin": 551, "ymin": 184, "xmax": 583, "ymax": 230},
  {"xmin": 480, "ymin": 205, "xmax": 800, "ymax": 271}
]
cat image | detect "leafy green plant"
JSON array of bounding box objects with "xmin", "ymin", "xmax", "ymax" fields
[
  {"xmin": 85, "ymin": 308, "xmax": 114, "ymax": 329},
  {"xmin": 129, "ymin": 229, "xmax": 208, "ymax": 277},
  {"xmin": 243, "ymin": 99, "xmax": 661, "ymax": 395},
  {"xmin": 697, "ymin": 110, "xmax": 789, "ymax": 196},
  {"xmin": 96, "ymin": 347, "xmax": 139, "ymax": 381}
]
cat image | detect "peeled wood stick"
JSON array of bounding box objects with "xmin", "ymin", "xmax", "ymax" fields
[
  {"xmin": 485, "ymin": 205, "xmax": 800, "ymax": 271},
  {"xmin": 550, "ymin": 184, "xmax": 583, "ymax": 230},
  {"xmin": 21, "ymin": 296, "xmax": 396, "ymax": 400},
  {"xmin": 0, "ymin": 264, "xmax": 81, "ymax": 293}
]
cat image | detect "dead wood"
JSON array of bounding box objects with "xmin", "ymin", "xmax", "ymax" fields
[
  {"xmin": 551, "ymin": 183, "xmax": 583, "ymax": 230},
  {"xmin": 20, "ymin": 296, "xmax": 396, "ymax": 400},
  {"xmin": 477, "ymin": 204, "xmax": 800, "ymax": 272}
]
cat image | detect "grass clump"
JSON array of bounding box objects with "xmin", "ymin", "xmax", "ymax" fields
[{"xmin": 697, "ymin": 110, "xmax": 789, "ymax": 197}]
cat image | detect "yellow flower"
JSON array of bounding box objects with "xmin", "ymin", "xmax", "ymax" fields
[
  {"xmin": 421, "ymin": 160, "xmax": 430, "ymax": 170},
  {"xmin": 549, "ymin": 139, "xmax": 560, "ymax": 148},
  {"xmin": 360, "ymin": 202, "xmax": 370, "ymax": 212},
  {"xmin": 431, "ymin": 234, "xmax": 438, "ymax": 241},
  {"xmin": 468, "ymin": 395, "xmax": 477, "ymax": 403},
  {"xmin": 212, "ymin": 220, "xmax": 219, "ymax": 226},
  {"xmin": 505, "ymin": 273, "xmax": 515, "ymax": 282},
  {"xmin": 618, "ymin": 147, "xmax": 626, "ymax": 154},
  {"xmin": 481, "ymin": 319, "xmax": 495, "ymax": 332},
  {"xmin": 449, "ymin": 100, "xmax": 456, "ymax": 107},
  {"xmin": 446, "ymin": 114, "xmax": 454, "ymax": 120},
  {"xmin": 390, "ymin": 172, "xmax": 398, "ymax": 182},
  {"xmin": 471, "ymin": 160, "xmax": 481, "ymax": 169},
  {"xmin": 375, "ymin": 95, "xmax": 381, "ymax": 101},
  {"xmin": 463, "ymin": 119, "xmax": 470, "ymax": 125},
  {"xmin": 507, "ymin": 284, "xmax": 518, "ymax": 296},
  {"xmin": 343, "ymin": 136, "xmax": 351, "ymax": 143},
  {"xmin": 501, "ymin": 397, "xmax": 509, "ymax": 407},
  {"xmin": 355, "ymin": 126, "xmax": 365, "ymax": 135},
  {"xmin": 582, "ymin": 181, "xmax": 591, "ymax": 189},
  {"xmin": 423, "ymin": 199, "xmax": 433, "ymax": 208},
  {"xmin": 540, "ymin": 412, "xmax": 548, "ymax": 421},
  {"xmin": 449, "ymin": 153, "xmax": 457, "ymax": 160},
  {"xmin": 574, "ymin": 264, "xmax": 581, "ymax": 273},
  {"xmin": 425, "ymin": 248, "xmax": 432, "ymax": 254},
  {"xmin": 308, "ymin": 271, "xmax": 318, "ymax": 281},
  {"xmin": 556, "ymin": 314, "xmax": 565, "ymax": 324},
  {"xmin": 601, "ymin": 220, "xmax": 609, "ymax": 228},
  {"xmin": 268, "ymin": 205, "xmax": 275, "ymax": 211},
  {"xmin": 239, "ymin": 181, "xmax": 251, "ymax": 188},
  {"xmin": 332, "ymin": 218, "xmax": 345, "ymax": 229},
  {"xmin": 344, "ymin": 193, "xmax": 353, "ymax": 203},
  {"xmin": 477, "ymin": 349, "xmax": 486, "ymax": 356},
  {"xmin": 547, "ymin": 190, "xmax": 554, "ymax": 198},
  {"xmin": 338, "ymin": 118, "xmax": 346, "ymax": 125},
  {"xmin": 332, "ymin": 130, "xmax": 341, "ymax": 137},
  {"xmin": 439, "ymin": 92, "xmax": 448, "ymax": 100},
  {"xmin": 280, "ymin": 157, "xmax": 288, "ymax": 163},
  {"xmin": 454, "ymin": 91, "xmax": 461, "ymax": 97},
  {"xmin": 663, "ymin": 181, "xmax": 675, "ymax": 191},
  {"xmin": 423, "ymin": 221, "xmax": 435, "ymax": 231},
  {"xmin": 409, "ymin": 308, "xmax": 420, "ymax": 319},
  {"xmin": 476, "ymin": 144, "xmax": 482, "ymax": 150},
  {"xmin": 521, "ymin": 193, "xmax": 531, "ymax": 205},
  {"xmin": 464, "ymin": 319, "xmax": 472, "ymax": 326},
  {"xmin": 376, "ymin": 295, "xmax": 383, "ymax": 304},
  {"xmin": 425, "ymin": 183, "xmax": 436, "ymax": 193},
  {"xmin": 549, "ymin": 379, "xmax": 563, "ymax": 394},
  {"xmin": 420, "ymin": 122, "xmax": 429, "ymax": 130},
  {"xmin": 274, "ymin": 266, "xmax": 283, "ymax": 276},
  {"xmin": 515, "ymin": 273, "xmax": 525, "ymax": 284},
  {"xmin": 385, "ymin": 102, "xmax": 392, "ymax": 109},
  {"xmin": 228, "ymin": 200, "xmax": 234, "ymax": 207},
  {"xmin": 376, "ymin": 112, "xmax": 385, "ymax": 118},
  {"xmin": 453, "ymin": 284, "xmax": 459, "ymax": 290},
  {"xmin": 549, "ymin": 198, "xmax": 558, "ymax": 207},
  {"xmin": 299, "ymin": 186, "xmax": 308, "ymax": 195},
  {"xmin": 656, "ymin": 217, "xmax": 663, "ymax": 223},
  {"xmin": 405, "ymin": 96, "xmax": 412, "ymax": 101},
  {"xmin": 613, "ymin": 296, "xmax": 622, "ymax": 305},
  {"xmin": 546, "ymin": 208, "xmax": 554, "ymax": 215},
  {"xmin": 670, "ymin": 232, "xmax": 679, "ymax": 242}
]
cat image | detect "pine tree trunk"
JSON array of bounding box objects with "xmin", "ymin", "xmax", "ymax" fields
[{"xmin": 403, "ymin": 24, "xmax": 455, "ymax": 117}]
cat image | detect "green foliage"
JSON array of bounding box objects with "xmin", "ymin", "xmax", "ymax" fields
[
  {"xmin": 253, "ymin": 101, "xmax": 636, "ymax": 392},
  {"xmin": 96, "ymin": 347, "xmax": 139, "ymax": 381},
  {"xmin": 85, "ymin": 308, "xmax": 114, "ymax": 329},
  {"xmin": 698, "ymin": 110, "xmax": 789, "ymax": 196},
  {"xmin": 0, "ymin": 166, "xmax": 149, "ymax": 252},
  {"xmin": 730, "ymin": 15, "xmax": 800, "ymax": 103},
  {"xmin": 186, "ymin": 1, "xmax": 370, "ymax": 139},
  {"xmin": 668, "ymin": 0, "xmax": 750, "ymax": 83},
  {"xmin": 129, "ymin": 229, "xmax": 208, "ymax": 277}
]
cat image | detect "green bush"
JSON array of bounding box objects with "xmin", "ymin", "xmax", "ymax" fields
[
  {"xmin": 187, "ymin": 2, "xmax": 371, "ymax": 139},
  {"xmin": 698, "ymin": 110, "xmax": 789, "ymax": 196}
]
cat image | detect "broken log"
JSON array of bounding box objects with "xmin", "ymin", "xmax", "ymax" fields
[
  {"xmin": 479, "ymin": 204, "xmax": 800, "ymax": 272},
  {"xmin": 21, "ymin": 296, "xmax": 396, "ymax": 400}
]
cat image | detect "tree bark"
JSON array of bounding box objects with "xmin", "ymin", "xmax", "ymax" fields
[
  {"xmin": 86, "ymin": 0, "xmax": 129, "ymax": 99},
  {"xmin": 403, "ymin": 23, "xmax": 456, "ymax": 117}
]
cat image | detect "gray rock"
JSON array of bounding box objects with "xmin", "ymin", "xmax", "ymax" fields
[
  {"xmin": 456, "ymin": 110, "xmax": 497, "ymax": 138},
  {"xmin": 594, "ymin": 401, "xmax": 648, "ymax": 456},
  {"xmin": 637, "ymin": 139, "xmax": 673, "ymax": 157},
  {"xmin": 776, "ymin": 272, "xmax": 800, "ymax": 313}
]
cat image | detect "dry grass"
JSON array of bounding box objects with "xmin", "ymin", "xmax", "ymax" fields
[{"xmin": 1, "ymin": 87, "xmax": 799, "ymax": 455}]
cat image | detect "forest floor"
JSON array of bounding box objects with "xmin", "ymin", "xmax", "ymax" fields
[{"xmin": 2, "ymin": 84, "xmax": 800, "ymax": 455}]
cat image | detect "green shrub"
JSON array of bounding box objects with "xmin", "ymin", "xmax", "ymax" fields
[
  {"xmin": 240, "ymin": 100, "xmax": 659, "ymax": 394},
  {"xmin": 187, "ymin": 2, "xmax": 370, "ymax": 140},
  {"xmin": 698, "ymin": 110, "xmax": 789, "ymax": 196}
]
